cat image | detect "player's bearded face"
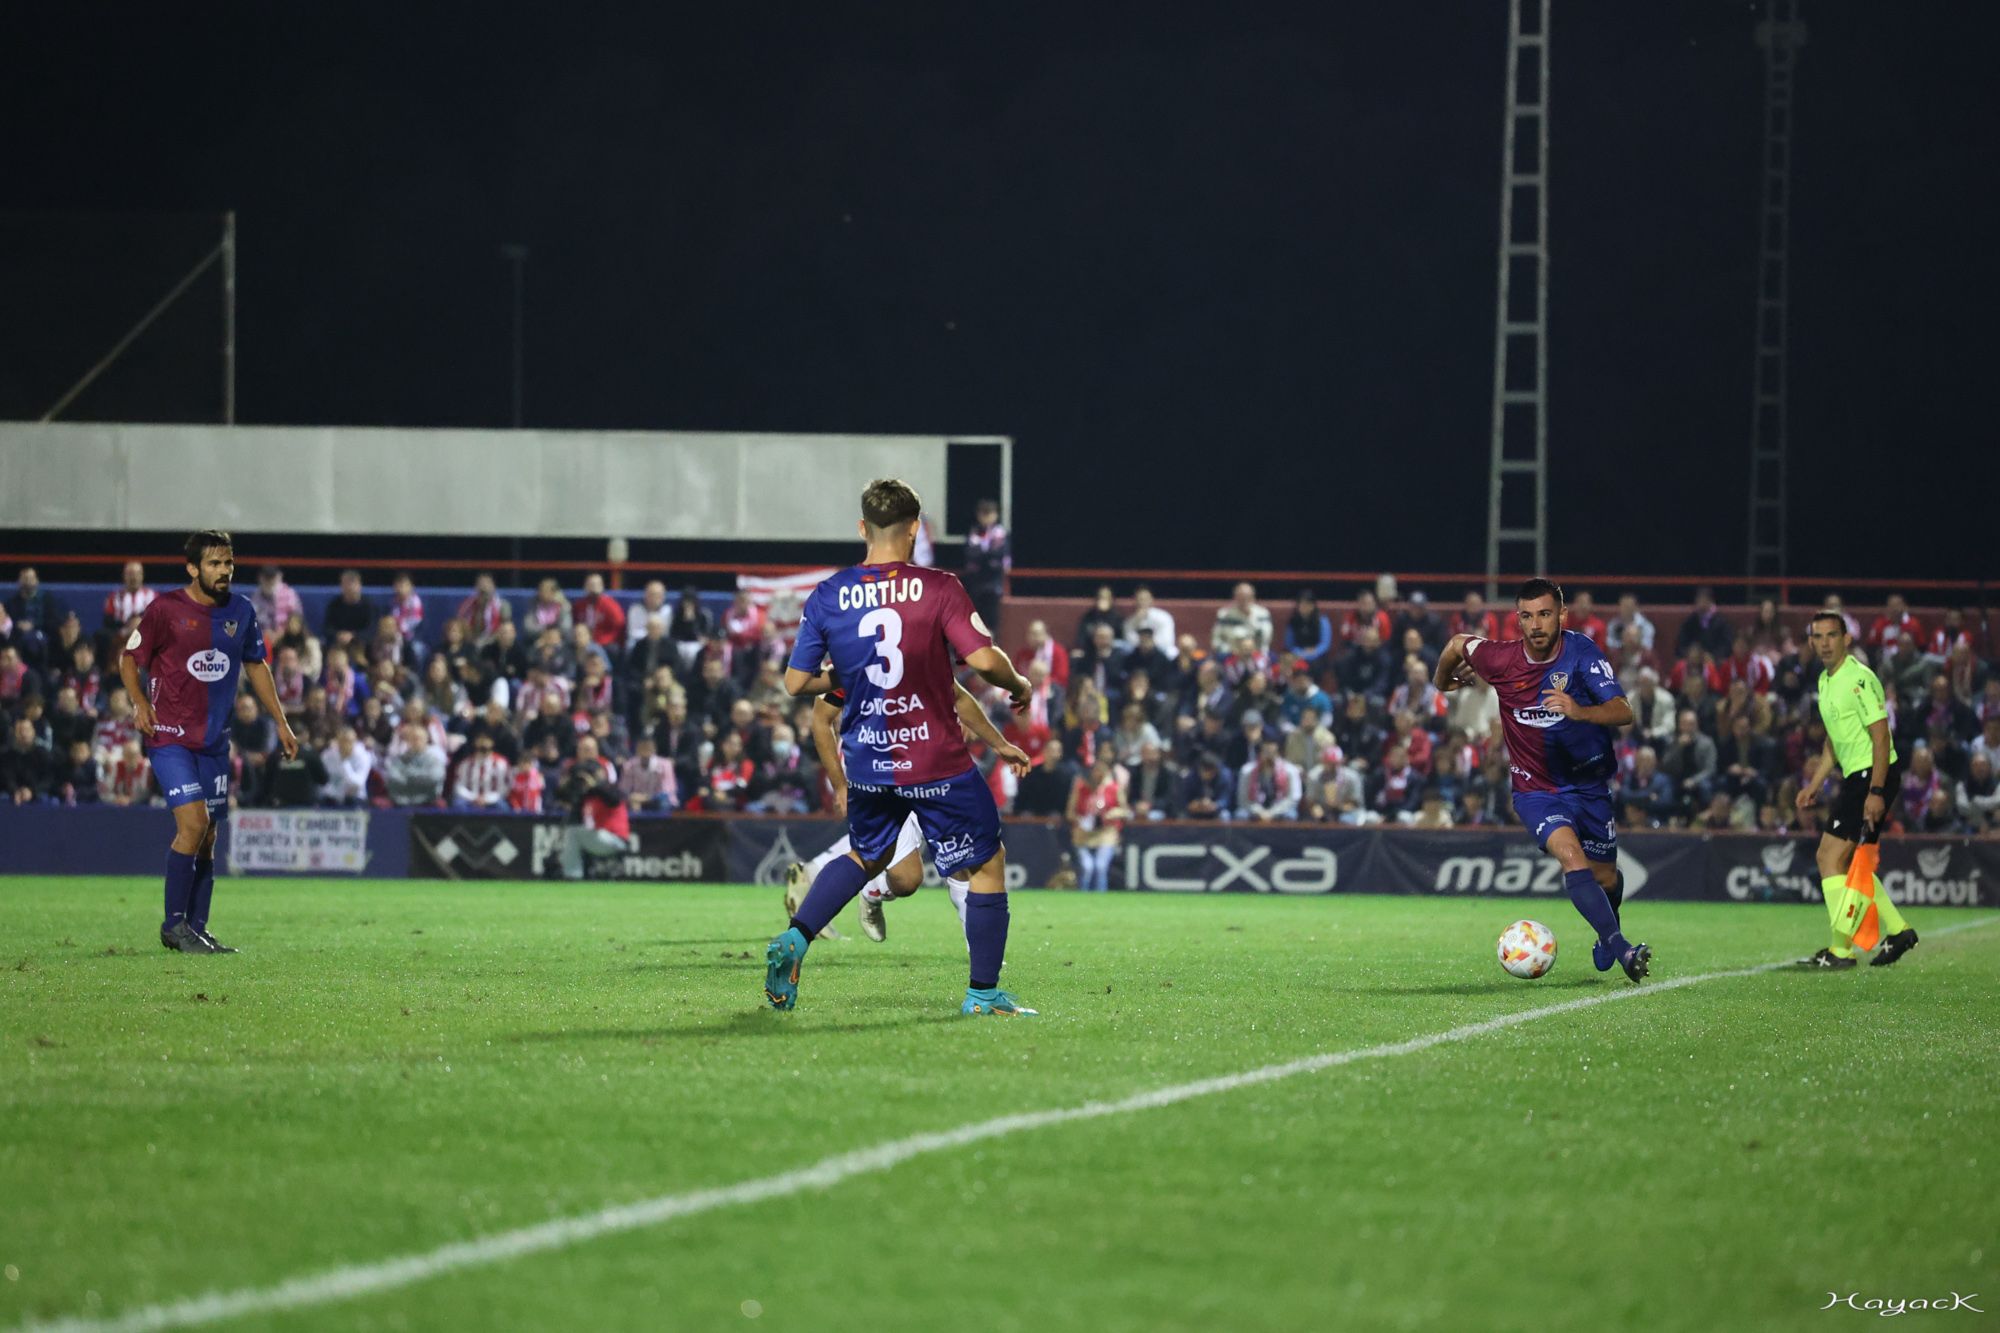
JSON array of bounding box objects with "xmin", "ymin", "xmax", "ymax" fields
[{"xmin": 193, "ymin": 550, "xmax": 234, "ymax": 598}]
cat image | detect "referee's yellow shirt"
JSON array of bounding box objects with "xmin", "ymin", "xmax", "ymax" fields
[{"xmin": 1816, "ymin": 655, "xmax": 1898, "ymax": 778}]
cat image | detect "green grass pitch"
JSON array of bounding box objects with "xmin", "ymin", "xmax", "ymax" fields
[{"xmin": 3, "ymin": 876, "xmax": 1996, "ymax": 1332}]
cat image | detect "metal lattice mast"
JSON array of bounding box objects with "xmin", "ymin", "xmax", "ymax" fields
[
  {"xmin": 1486, "ymin": 0, "xmax": 1550, "ymax": 596},
  {"xmin": 1747, "ymin": 2, "xmax": 1805, "ymax": 584}
]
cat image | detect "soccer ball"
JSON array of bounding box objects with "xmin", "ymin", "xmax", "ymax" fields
[{"xmin": 1497, "ymin": 919, "xmax": 1558, "ymax": 979}]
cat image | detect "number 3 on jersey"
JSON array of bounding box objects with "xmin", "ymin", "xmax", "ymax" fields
[{"xmin": 858, "ymin": 608, "xmax": 904, "ymax": 688}]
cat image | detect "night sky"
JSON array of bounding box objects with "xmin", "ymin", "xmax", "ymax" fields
[{"xmin": 3, "ymin": 3, "xmax": 1994, "ymax": 581}]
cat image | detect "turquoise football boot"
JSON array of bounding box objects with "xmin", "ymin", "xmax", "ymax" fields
[
  {"xmin": 765, "ymin": 927, "xmax": 808, "ymax": 1010},
  {"xmin": 961, "ymin": 986, "xmax": 1038, "ymax": 1017}
]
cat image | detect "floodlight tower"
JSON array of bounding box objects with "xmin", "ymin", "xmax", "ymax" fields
[
  {"xmin": 1746, "ymin": 0, "xmax": 1806, "ymax": 586},
  {"xmin": 1484, "ymin": 0, "xmax": 1550, "ymax": 596}
]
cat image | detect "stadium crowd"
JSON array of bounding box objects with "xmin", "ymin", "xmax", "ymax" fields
[{"xmin": 4, "ymin": 564, "xmax": 1998, "ymax": 850}]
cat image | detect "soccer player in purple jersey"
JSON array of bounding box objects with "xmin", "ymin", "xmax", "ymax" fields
[
  {"xmin": 1433, "ymin": 578, "xmax": 1652, "ymax": 982},
  {"xmin": 767, "ymin": 479, "xmax": 1037, "ymax": 1015},
  {"xmin": 119, "ymin": 531, "xmax": 298, "ymax": 954}
]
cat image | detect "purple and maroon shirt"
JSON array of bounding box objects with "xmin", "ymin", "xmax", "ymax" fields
[
  {"xmin": 127, "ymin": 588, "xmax": 265, "ymax": 754},
  {"xmin": 789, "ymin": 562, "xmax": 992, "ymax": 786},
  {"xmin": 1466, "ymin": 629, "xmax": 1624, "ymax": 794}
]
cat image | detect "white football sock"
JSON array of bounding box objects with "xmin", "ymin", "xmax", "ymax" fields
[
  {"xmin": 859, "ymin": 880, "xmax": 892, "ymax": 905},
  {"xmin": 946, "ymin": 876, "xmax": 971, "ymax": 931}
]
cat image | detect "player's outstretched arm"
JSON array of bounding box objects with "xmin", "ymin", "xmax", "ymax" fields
[
  {"xmin": 810, "ymin": 696, "xmax": 848, "ymax": 816},
  {"xmin": 243, "ymin": 661, "xmax": 300, "ymax": 758},
  {"xmin": 784, "ymin": 666, "xmax": 837, "ymax": 698},
  {"xmin": 964, "ymin": 646, "xmax": 1031, "ymax": 712},
  {"xmin": 954, "ymin": 682, "xmax": 1031, "ymax": 777}
]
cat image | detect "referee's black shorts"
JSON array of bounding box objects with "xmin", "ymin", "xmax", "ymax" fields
[{"xmin": 1826, "ymin": 762, "xmax": 1903, "ymax": 843}]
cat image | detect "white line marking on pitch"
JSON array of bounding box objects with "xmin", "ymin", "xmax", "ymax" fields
[{"xmin": 17, "ymin": 915, "xmax": 1999, "ymax": 1333}]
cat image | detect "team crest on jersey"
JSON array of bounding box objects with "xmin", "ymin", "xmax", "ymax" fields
[
  {"xmin": 223, "ymin": 620, "xmax": 239, "ymax": 637},
  {"xmin": 1548, "ymin": 671, "xmax": 1569, "ymax": 692}
]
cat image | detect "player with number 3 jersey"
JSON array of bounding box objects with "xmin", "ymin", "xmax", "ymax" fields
[{"xmin": 766, "ymin": 479, "xmax": 1038, "ymax": 1016}]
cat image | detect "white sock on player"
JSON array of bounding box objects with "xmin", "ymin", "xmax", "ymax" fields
[
  {"xmin": 859, "ymin": 882, "xmax": 892, "ymax": 906},
  {"xmin": 946, "ymin": 875, "xmax": 970, "ymax": 931}
]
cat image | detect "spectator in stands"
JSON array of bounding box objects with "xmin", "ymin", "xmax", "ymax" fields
[
  {"xmin": 1060, "ymin": 752, "xmax": 1125, "ymax": 890},
  {"xmin": 1717, "ymin": 712, "xmax": 1777, "ymax": 805},
  {"xmin": 1409, "ymin": 782, "xmax": 1452, "ymax": 829},
  {"xmin": 1750, "ymin": 598, "xmax": 1790, "ymax": 654},
  {"xmin": 1020, "ymin": 619, "xmax": 1070, "ymax": 691},
  {"xmin": 384, "ymin": 720, "xmax": 446, "ymax": 806},
  {"xmin": 1607, "ymin": 592, "xmax": 1655, "ymax": 656},
  {"xmin": 1971, "ymin": 715, "xmax": 2000, "ymax": 770},
  {"xmin": 1387, "ymin": 660, "xmax": 1446, "ymax": 731},
  {"xmin": 1660, "ymin": 710, "xmax": 1717, "ymax": 815},
  {"xmin": 418, "ymin": 654, "xmax": 470, "ymax": 721},
  {"xmin": 1127, "ymin": 740, "xmax": 1178, "ymax": 821},
  {"xmin": 1123, "ymin": 585, "xmax": 1175, "ymax": 650},
  {"xmin": 102, "ymin": 736, "xmax": 153, "ymax": 806},
  {"xmin": 1917, "ymin": 672, "xmax": 1980, "ymax": 746},
  {"xmin": 1340, "ymin": 587, "xmax": 1392, "ymax": 647},
  {"xmin": 1335, "ymin": 625, "xmax": 1396, "ymax": 702},
  {"xmin": 1213, "ymin": 582, "xmax": 1273, "ymax": 655},
  {"xmin": 1368, "ymin": 743, "xmax": 1421, "ymax": 822},
  {"xmin": 717, "ymin": 589, "xmax": 762, "ymax": 677},
  {"xmin": 1014, "ymin": 738, "xmax": 1075, "ymax": 817},
  {"xmin": 1719, "ymin": 633, "xmax": 1773, "ymax": 698},
  {"xmin": 363, "ymin": 612, "xmax": 411, "ymax": 677},
  {"xmin": 455, "ymin": 573, "xmax": 510, "ymax": 646},
  {"xmin": 271, "ymin": 612, "xmax": 322, "ymax": 681},
  {"xmin": 1178, "ymin": 750, "xmax": 1235, "ymax": 820},
  {"xmin": 1569, "ymin": 591, "xmax": 1608, "ymax": 650},
  {"xmin": 479, "ymin": 618, "xmax": 529, "ymax": 687},
  {"xmin": 625, "ymin": 581, "xmax": 669, "ymax": 651},
  {"xmin": 652, "ymin": 694, "xmax": 703, "ymax": 792},
  {"xmin": 1161, "ymin": 633, "xmax": 1204, "ymax": 707},
  {"xmin": 319, "ymin": 727, "xmax": 372, "ymax": 806},
  {"xmin": 571, "ymin": 573, "xmax": 625, "ymax": 653},
  {"xmin": 1124, "ymin": 629, "xmax": 1174, "ymax": 701},
  {"xmin": 701, "ymin": 730, "xmax": 758, "ymax": 811},
  {"xmin": 1229, "ymin": 670, "xmax": 1281, "ymax": 736},
  {"xmin": 7, "ymin": 567, "xmax": 64, "ymax": 643},
  {"xmin": 45, "ymin": 685, "xmax": 92, "ymax": 753},
  {"xmin": 1956, "ymin": 751, "xmax": 2000, "ymax": 833},
  {"xmin": 102, "ymin": 561, "xmax": 156, "ymax": 632},
  {"xmin": 521, "ymin": 689, "xmax": 578, "ymax": 761},
  {"xmin": 1284, "ymin": 590, "xmax": 1334, "ymax": 668},
  {"xmin": 452, "ymin": 732, "xmax": 511, "ymax": 808},
  {"xmin": 1279, "ymin": 665, "xmax": 1332, "ymax": 731},
  {"xmin": 1074, "ymin": 621, "xmax": 1128, "ymax": 699},
  {"xmin": 523, "ymin": 577, "xmax": 572, "ymax": 637},
  {"xmin": 508, "ymin": 750, "xmax": 545, "ymax": 812},
  {"xmin": 1284, "ymin": 704, "xmax": 1334, "ymax": 771},
  {"xmin": 1448, "ymin": 590, "xmax": 1500, "ymax": 643},
  {"xmin": 1110, "ymin": 700, "xmax": 1162, "ymax": 768},
  {"xmin": 684, "ymin": 653, "xmax": 739, "ymax": 735},
  {"xmin": 1236, "ymin": 735, "xmax": 1302, "ymax": 822},
  {"xmin": 1677, "ymin": 665, "xmax": 1720, "ymax": 737},
  {"xmin": 1677, "ymin": 586, "xmax": 1733, "ymax": 658},
  {"xmin": 259, "ymin": 733, "xmax": 326, "ymax": 808},
  {"xmin": 57, "ymin": 738, "xmax": 100, "ymax": 805},
  {"xmin": 92, "ymin": 688, "xmax": 137, "ymax": 765},
  {"xmin": 1898, "ymin": 745, "xmax": 1944, "ymax": 829},
  {"xmin": 1075, "ymin": 584, "xmax": 1120, "ymax": 649},
  {"xmin": 252, "ymin": 566, "xmax": 306, "ymax": 644},
  {"xmin": 618, "ymin": 733, "xmax": 680, "ymax": 813},
  {"xmin": 1394, "ymin": 591, "xmax": 1444, "ymax": 651},
  {"xmin": 1305, "ymin": 754, "xmax": 1367, "ymax": 824},
  {"xmin": 962, "ymin": 498, "xmax": 1011, "ymax": 639},
  {"xmin": 2, "ymin": 648, "xmax": 42, "ymax": 708},
  {"xmin": 323, "ymin": 570, "xmax": 378, "ymax": 647},
  {"xmin": 230, "ymin": 694, "xmax": 278, "ymax": 802},
  {"xmin": 322, "ymin": 645, "xmax": 361, "ymax": 720},
  {"xmin": 1218, "ymin": 628, "xmax": 1270, "ymax": 689},
  {"xmin": 3, "ymin": 717, "xmax": 55, "ymax": 804},
  {"xmin": 568, "ymin": 622, "xmax": 609, "ymax": 678},
  {"xmin": 1867, "ymin": 593, "xmax": 1923, "ymax": 655},
  {"xmin": 668, "ymin": 586, "xmax": 713, "ymax": 668},
  {"xmin": 1629, "ymin": 667, "xmax": 1676, "ymax": 744},
  {"xmin": 387, "ymin": 570, "xmax": 424, "ymax": 639},
  {"xmin": 1697, "ymin": 791, "xmax": 1740, "ymax": 831}
]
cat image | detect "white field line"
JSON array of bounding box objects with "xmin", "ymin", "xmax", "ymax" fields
[{"xmin": 18, "ymin": 914, "xmax": 1999, "ymax": 1333}]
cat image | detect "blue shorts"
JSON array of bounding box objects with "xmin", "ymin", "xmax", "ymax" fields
[
  {"xmin": 149, "ymin": 745, "xmax": 231, "ymax": 818},
  {"xmin": 847, "ymin": 766, "xmax": 1002, "ymax": 880},
  {"xmin": 1514, "ymin": 787, "xmax": 1616, "ymax": 862}
]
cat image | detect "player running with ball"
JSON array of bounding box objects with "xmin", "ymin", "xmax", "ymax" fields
[
  {"xmin": 120, "ymin": 531, "xmax": 298, "ymax": 954},
  {"xmin": 1434, "ymin": 578, "xmax": 1652, "ymax": 982},
  {"xmin": 768, "ymin": 479, "xmax": 1037, "ymax": 1015}
]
